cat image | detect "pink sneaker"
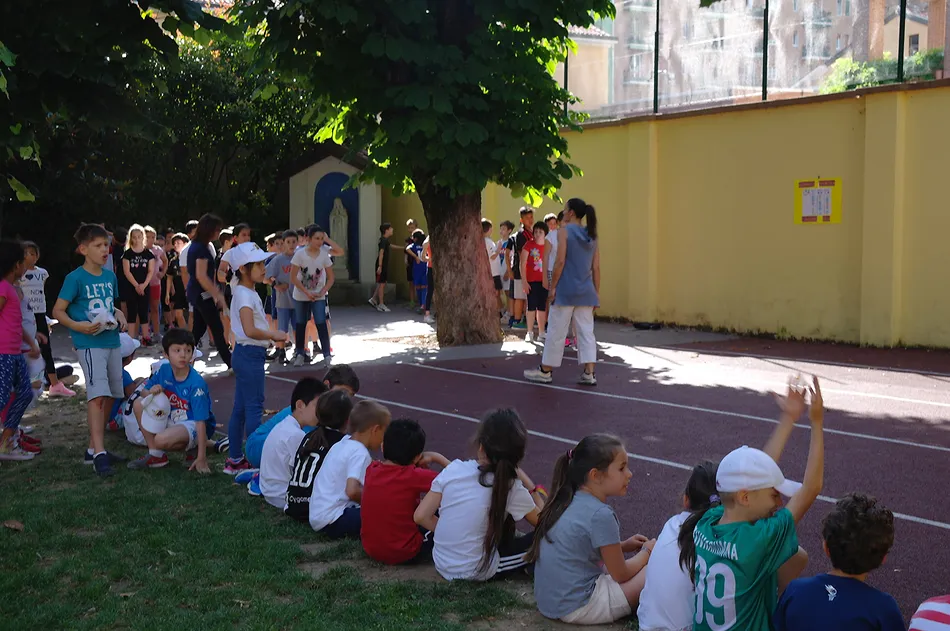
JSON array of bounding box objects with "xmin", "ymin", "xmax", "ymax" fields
[{"xmin": 48, "ymin": 382, "xmax": 76, "ymax": 398}]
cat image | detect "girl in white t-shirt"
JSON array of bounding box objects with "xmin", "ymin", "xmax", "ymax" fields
[
  {"xmin": 290, "ymin": 226, "xmax": 335, "ymax": 367},
  {"xmin": 225, "ymin": 242, "xmax": 288, "ymax": 474},
  {"xmin": 414, "ymin": 409, "xmax": 546, "ymax": 581},
  {"xmin": 636, "ymin": 460, "xmax": 719, "ymax": 631}
]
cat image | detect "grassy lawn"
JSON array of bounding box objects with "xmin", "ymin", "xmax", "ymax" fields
[{"xmin": 0, "ymin": 397, "xmax": 533, "ymax": 630}]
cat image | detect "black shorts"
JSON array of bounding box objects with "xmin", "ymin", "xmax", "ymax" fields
[
  {"xmin": 526, "ymin": 281, "xmax": 548, "ymax": 312},
  {"xmin": 169, "ymin": 277, "xmax": 187, "ymax": 310},
  {"xmin": 377, "ymin": 270, "xmax": 389, "ymax": 284},
  {"xmin": 493, "ymin": 275, "xmax": 503, "ymax": 291}
]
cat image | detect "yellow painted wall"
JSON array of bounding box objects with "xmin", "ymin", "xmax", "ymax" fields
[{"xmin": 379, "ymin": 83, "xmax": 950, "ymax": 347}]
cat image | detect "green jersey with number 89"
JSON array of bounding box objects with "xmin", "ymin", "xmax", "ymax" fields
[{"xmin": 692, "ymin": 505, "xmax": 799, "ymax": 631}]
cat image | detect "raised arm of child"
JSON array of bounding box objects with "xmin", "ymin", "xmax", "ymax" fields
[
  {"xmin": 419, "ymin": 451, "xmax": 450, "ymax": 468},
  {"xmin": 784, "ymin": 377, "xmax": 824, "ymax": 523},
  {"xmin": 414, "ymin": 490, "xmax": 441, "ymax": 533},
  {"xmin": 763, "ymin": 381, "xmax": 808, "ymax": 463},
  {"xmin": 600, "ymin": 537, "xmax": 656, "ymax": 584},
  {"xmin": 323, "ymin": 235, "xmax": 345, "ymax": 258}
]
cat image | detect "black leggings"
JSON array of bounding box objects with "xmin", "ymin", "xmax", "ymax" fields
[
  {"xmin": 126, "ymin": 290, "xmax": 149, "ymax": 325},
  {"xmin": 425, "ymin": 268, "xmax": 434, "ymax": 312},
  {"xmin": 192, "ymin": 296, "xmax": 232, "ymax": 368},
  {"xmin": 34, "ymin": 313, "xmax": 55, "ymax": 377}
]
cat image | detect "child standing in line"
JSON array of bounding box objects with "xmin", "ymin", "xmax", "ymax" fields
[
  {"xmin": 283, "ymin": 388, "xmax": 353, "ymax": 518},
  {"xmin": 128, "ymin": 328, "xmax": 214, "ymax": 473},
  {"xmin": 361, "ymin": 419, "xmax": 450, "ymax": 565},
  {"xmin": 370, "ymin": 223, "xmax": 400, "ymax": 313},
  {"xmin": 414, "ymin": 408, "xmax": 546, "ymax": 581},
  {"xmin": 404, "ymin": 219, "xmax": 418, "ymax": 308},
  {"xmin": 507, "ymin": 207, "xmax": 535, "ymax": 329},
  {"xmin": 20, "ymin": 242, "xmax": 75, "ymax": 397},
  {"xmin": 224, "ymin": 242, "xmax": 288, "ymax": 475},
  {"xmin": 688, "ymin": 378, "xmax": 824, "ymax": 631},
  {"xmin": 405, "ymin": 230, "xmax": 427, "ymax": 310},
  {"xmin": 308, "ymin": 401, "xmax": 390, "ymax": 538},
  {"xmin": 422, "ymin": 235, "xmax": 435, "ymax": 324},
  {"xmin": 17, "ymin": 281, "xmax": 45, "ymax": 424},
  {"xmin": 258, "ymin": 377, "xmax": 323, "ymax": 509},
  {"xmin": 52, "ymin": 224, "xmax": 130, "ymax": 477},
  {"xmin": 482, "ymin": 219, "xmax": 505, "ymax": 317},
  {"xmin": 774, "ymin": 493, "xmax": 903, "ymax": 631},
  {"xmin": 265, "ymin": 230, "xmax": 298, "ymax": 364},
  {"xmin": 497, "ymin": 221, "xmax": 514, "ymax": 321},
  {"xmin": 520, "ymin": 221, "xmax": 549, "ymax": 343},
  {"xmin": 144, "ymin": 226, "xmax": 168, "ymax": 340},
  {"xmin": 0, "ymin": 241, "xmax": 38, "ymax": 461},
  {"xmin": 529, "ymin": 435, "xmax": 654, "ymax": 625},
  {"xmin": 121, "ymin": 224, "xmax": 156, "ymax": 346},
  {"xmin": 164, "ymin": 233, "xmax": 188, "ymax": 329},
  {"xmin": 290, "ymin": 225, "xmax": 334, "ymax": 367}
]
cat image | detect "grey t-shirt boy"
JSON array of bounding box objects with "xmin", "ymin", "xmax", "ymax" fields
[
  {"xmin": 265, "ymin": 253, "xmax": 295, "ymax": 310},
  {"xmin": 533, "ymin": 491, "xmax": 622, "ymax": 619}
]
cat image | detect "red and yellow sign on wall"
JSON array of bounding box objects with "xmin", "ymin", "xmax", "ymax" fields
[{"xmin": 794, "ymin": 178, "xmax": 842, "ymax": 224}]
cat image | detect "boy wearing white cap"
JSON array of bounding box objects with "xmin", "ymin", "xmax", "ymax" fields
[
  {"xmin": 128, "ymin": 328, "xmax": 215, "ymax": 473},
  {"xmin": 691, "ymin": 377, "xmax": 824, "ymax": 631}
]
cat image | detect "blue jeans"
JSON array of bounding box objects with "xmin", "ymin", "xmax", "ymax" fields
[
  {"xmin": 228, "ymin": 344, "xmax": 266, "ymax": 460},
  {"xmin": 276, "ymin": 307, "xmax": 296, "ymax": 334},
  {"xmin": 294, "ymin": 299, "xmax": 331, "ymax": 358}
]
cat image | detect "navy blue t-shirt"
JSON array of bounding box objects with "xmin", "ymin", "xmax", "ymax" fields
[
  {"xmin": 774, "ymin": 574, "xmax": 905, "ymax": 631},
  {"xmin": 186, "ymin": 241, "xmax": 215, "ymax": 304}
]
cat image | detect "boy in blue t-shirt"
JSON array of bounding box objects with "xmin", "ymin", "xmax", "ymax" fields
[
  {"xmin": 128, "ymin": 328, "xmax": 215, "ymax": 473},
  {"xmin": 52, "ymin": 223, "xmax": 129, "ymax": 477},
  {"xmin": 774, "ymin": 493, "xmax": 904, "ymax": 631}
]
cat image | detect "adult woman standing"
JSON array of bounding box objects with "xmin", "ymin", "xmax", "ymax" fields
[
  {"xmin": 187, "ymin": 213, "xmax": 232, "ymax": 369},
  {"xmin": 524, "ymin": 198, "xmax": 599, "ymax": 386}
]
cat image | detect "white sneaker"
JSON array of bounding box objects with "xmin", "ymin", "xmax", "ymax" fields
[
  {"xmin": 368, "ymin": 296, "xmax": 378, "ymax": 308},
  {"xmin": 377, "ymin": 304, "xmax": 391, "ymax": 313},
  {"xmin": 525, "ymin": 332, "xmax": 534, "ymax": 343},
  {"xmin": 424, "ymin": 314, "xmax": 435, "ymax": 324},
  {"xmin": 577, "ymin": 371, "xmax": 597, "ymax": 386},
  {"xmin": 0, "ymin": 440, "xmax": 35, "ymax": 461},
  {"xmin": 293, "ymin": 355, "xmax": 305, "ymax": 368},
  {"xmin": 538, "ymin": 334, "xmax": 546, "ymax": 343},
  {"xmin": 524, "ymin": 367, "xmax": 553, "ymax": 384}
]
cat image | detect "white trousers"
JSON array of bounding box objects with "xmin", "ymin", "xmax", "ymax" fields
[{"xmin": 541, "ymin": 305, "xmax": 596, "ymax": 368}]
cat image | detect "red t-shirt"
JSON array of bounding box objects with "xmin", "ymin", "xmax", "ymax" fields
[
  {"xmin": 360, "ymin": 461, "xmax": 438, "ymax": 564},
  {"xmin": 522, "ymin": 241, "xmax": 546, "ymax": 283}
]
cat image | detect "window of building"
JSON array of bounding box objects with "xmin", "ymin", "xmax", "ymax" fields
[
  {"xmin": 793, "ymin": 0, "xmax": 799, "ymax": 11},
  {"xmin": 845, "ymin": 0, "xmax": 851, "ymax": 15},
  {"xmin": 836, "ymin": 35, "xmax": 841, "ymax": 51},
  {"xmin": 909, "ymin": 34, "xmax": 920, "ymax": 55},
  {"xmin": 793, "ymin": 31, "xmax": 799, "ymax": 47},
  {"xmin": 836, "ymin": 0, "xmax": 842, "ymax": 15},
  {"xmin": 683, "ymin": 22, "xmax": 691, "ymax": 38}
]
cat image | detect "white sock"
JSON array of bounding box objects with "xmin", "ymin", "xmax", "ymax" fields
[
  {"xmin": 148, "ymin": 449, "xmax": 165, "ymax": 458},
  {"xmin": 87, "ymin": 448, "xmax": 94, "ymax": 456}
]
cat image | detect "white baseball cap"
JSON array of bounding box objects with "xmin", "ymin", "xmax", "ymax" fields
[
  {"xmin": 119, "ymin": 333, "xmax": 141, "ymax": 358},
  {"xmin": 716, "ymin": 446, "xmax": 802, "ymax": 497},
  {"xmin": 229, "ymin": 242, "xmax": 271, "ymax": 270},
  {"xmin": 140, "ymin": 392, "xmax": 172, "ymax": 435}
]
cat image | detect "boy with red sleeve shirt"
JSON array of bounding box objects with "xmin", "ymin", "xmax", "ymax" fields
[{"xmin": 361, "ymin": 419, "xmax": 450, "ymax": 565}]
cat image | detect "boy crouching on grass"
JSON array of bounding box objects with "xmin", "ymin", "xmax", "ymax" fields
[
  {"xmin": 361, "ymin": 418, "xmax": 449, "ymax": 565},
  {"xmin": 129, "ymin": 328, "xmax": 214, "ymax": 474}
]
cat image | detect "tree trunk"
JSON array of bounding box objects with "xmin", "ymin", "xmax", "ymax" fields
[{"xmin": 416, "ymin": 186, "xmax": 502, "ymax": 347}]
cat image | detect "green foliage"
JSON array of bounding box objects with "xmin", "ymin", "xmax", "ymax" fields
[
  {"xmin": 821, "ymin": 49, "xmax": 945, "ymax": 94},
  {"xmin": 236, "ymin": 0, "xmax": 615, "ymax": 205}
]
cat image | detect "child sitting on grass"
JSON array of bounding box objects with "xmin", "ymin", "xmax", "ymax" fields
[
  {"xmin": 414, "ymin": 408, "xmax": 546, "ymax": 581},
  {"xmin": 529, "ymin": 434, "xmax": 654, "ymax": 625},
  {"xmin": 129, "ymin": 328, "xmax": 214, "ymax": 474},
  {"xmin": 258, "ymin": 377, "xmax": 323, "ymax": 509},
  {"xmin": 687, "ymin": 377, "xmax": 824, "ymax": 631},
  {"xmin": 308, "ymin": 401, "xmax": 390, "ymax": 538},
  {"xmin": 283, "ymin": 389, "xmax": 353, "ymax": 518},
  {"xmin": 774, "ymin": 493, "xmax": 903, "ymax": 631},
  {"xmin": 361, "ymin": 418, "xmax": 450, "ymax": 564}
]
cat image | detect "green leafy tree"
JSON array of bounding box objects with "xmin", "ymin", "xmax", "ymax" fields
[
  {"xmin": 236, "ymin": 0, "xmax": 614, "ymax": 346},
  {"xmin": 820, "ymin": 49, "xmax": 945, "ymax": 94}
]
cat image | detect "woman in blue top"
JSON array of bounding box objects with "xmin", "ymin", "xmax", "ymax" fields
[
  {"xmin": 187, "ymin": 213, "xmax": 232, "ymax": 369},
  {"xmin": 524, "ymin": 198, "xmax": 599, "ymax": 386}
]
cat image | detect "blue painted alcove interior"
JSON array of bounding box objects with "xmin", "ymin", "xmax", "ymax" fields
[{"xmin": 313, "ymin": 171, "xmax": 359, "ymax": 281}]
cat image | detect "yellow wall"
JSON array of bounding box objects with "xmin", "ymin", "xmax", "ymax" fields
[{"xmin": 381, "ymin": 83, "xmax": 950, "ymax": 347}]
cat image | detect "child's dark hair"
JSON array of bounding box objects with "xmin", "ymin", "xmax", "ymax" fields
[
  {"xmin": 162, "ymin": 327, "xmax": 196, "ymax": 353},
  {"xmin": 290, "ymin": 376, "xmax": 327, "ymax": 410},
  {"xmin": 185, "ymin": 219, "xmax": 200, "ymax": 235},
  {"xmin": 382, "ymin": 418, "xmax": 427, "ymax": 466},
  {"xmin": 412, "ymin": 229, "xmax": 425, "ymax": 245},
  {"xmin": 677, "ymin": 460, "xmax": 720, "ymax": 578},
  {"xmin": 519, "ymin": 206, "xmax": 534, "ymax": 217},
  {"xmin": 194, "ymin": 213, "xmax": 224, "ymax": 245},
  {"xmin": 481, "ymin": 219, "xmax": 493, "ymax": 232},
  {"xmin": 281, "ymin": 229, "xmax": 298, "ymax": 240},
  {"xmin": 317, "ymin": 389, "xmax": 352, "ymax": 430},
  {"xmin": 296, "ymin": 228, "xmax": 306, "ymax": 237},
  {"xmin": 822, "ymin": 493, "xmax": 894, "ymax": 575},
  {"xmin": 305, "ymin": 223, "xmax": 324, "ymax": 238},
  {"xmin": 566, "ymin": 198, "xmax": 598, "ymax": 240},
  {"xmin": 500, "ymin": 220, "xmax": 515, "ymax": 231},
  {"xmin": 475, "ymin": 408, "xmax": 528, "ymax": 575},
  {"xmin": 349, "ymin": 401, "xmax": 390, "ymax": 433},
  {"xmin": 218, "ymin": 227, "xmax": 233, "ymax": 247},
  {"xmin": 0, "ymin": 240, "xmax": 25, "ymax": 278},
  {"xmin": 74, "ymin": 223, "xmax": 109, "ymax": 245},
  {"xmin": 532, "ymin": 221, "xmax": 549, "ymax": 236},
  {"xmin": 22, "ymin": 241, "xmax": 39, "ymax": 256},
  {"xmin": 324, "ymin": 364, "xmax": 360, "ymax": 394},
  {"xmin": 379, "ymin": 222, "xmax": 392, "ymax": 235},
  {"xmin": 526, "ymin": 434, "xmax": 625, "ymax": 563},
  {"xmin": 171, "ymin": 233, "xmax": 189, "ymax": 246},
  {"xmin": 265, "ymin": 233, "xmax": 278, "ymax": 245},
  {"xmin": 233, "ymin": 222, "xmax": 251, "ymax": 238}
]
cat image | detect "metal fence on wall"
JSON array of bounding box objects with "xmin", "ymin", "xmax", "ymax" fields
[{"xmin": 561, "ymin": 0, "xmax": 949, "ymax": 120}]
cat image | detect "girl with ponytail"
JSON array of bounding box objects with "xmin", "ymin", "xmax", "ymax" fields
[
  {"xmin": 524, "ymin": 197, "xmax": 601, "ymax": 387},
  {"xmin": 529, "ymin": 434, "xmax": 655, "ymax": 625},
  {"xmin": 414, "ymin": 408, "xmax": 546, "ymax": 581},
  {"xmin": 636, "ymin": 460, "xmax": 719, "ymax": 631}
]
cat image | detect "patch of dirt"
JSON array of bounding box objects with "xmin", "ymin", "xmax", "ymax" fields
[{"xmin": 21, "ymin": 392, "xmax": 92, "ymax": 450}]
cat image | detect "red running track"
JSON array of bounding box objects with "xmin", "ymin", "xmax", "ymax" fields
[{"xmin": 208, "ymin": 351, "xmax": 950, "ymax": 621}]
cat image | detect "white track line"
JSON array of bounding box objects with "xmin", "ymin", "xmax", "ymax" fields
[
  {"xmin": 580, "ymin": 357, "xmax": 950, "ymax": 409},
  {"xmin": 265, "ymin": 374, "xmax": 950, "ymax": 531},
  {"xmin": 410, "ymin": 364, "xmax": 950, "ymax": 454}
]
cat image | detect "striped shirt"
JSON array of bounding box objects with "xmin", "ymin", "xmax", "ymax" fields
[{"xmin": 911, "ymin": 595, "xmax": 950, "ymax": 630}]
